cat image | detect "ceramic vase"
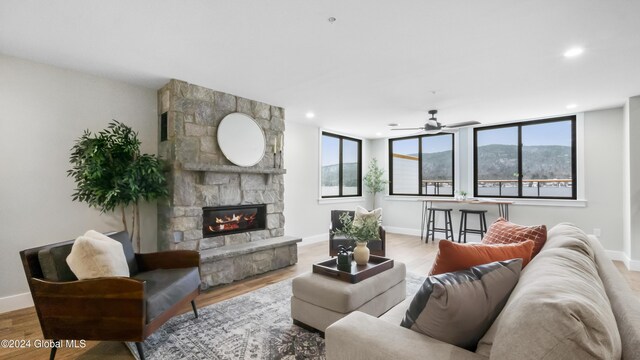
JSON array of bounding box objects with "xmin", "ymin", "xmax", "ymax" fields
[{"xmin": 353, "ymin": 241, "xmax": 370, "ymax": 265}]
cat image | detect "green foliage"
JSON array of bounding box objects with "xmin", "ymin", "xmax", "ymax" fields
[
  {"xmin": 363, "ymin": 158, "xmax": 387, "ymax": 195},
  {"xmin": 68, "ymin": 120, "xmax": 167, "ymax": 212},
  {"xmin": 332, "ymin": 212, "xmax": 381, "ymax": 244},
  {"xmin": 67, "ymin": 121, "xmax": 168, "ymax": 249}
]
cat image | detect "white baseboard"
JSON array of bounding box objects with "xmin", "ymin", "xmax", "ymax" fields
[
  {"xmin": 605, "ymin": 250, "xmax": 640, "ymax": 271},
  {"xmin": 605, "ymin": 250, "xmax": 626, "ymax": 262},
  {"xmin": 298, "ymin": 233, "xmax": 329, "ymax": 247},
  {"xmin": 0, "ymin": 292, "xmax": 33, "ymax": 314},
  {"xmin": 384, "ymin": 226, "xmax": 422, "ymax": 237}
]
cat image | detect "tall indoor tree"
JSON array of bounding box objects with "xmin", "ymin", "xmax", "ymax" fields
[
  {"xmin": 363, "ymin": 158, "xmax": 388, "ymax": 209},
  {"xmin": 68, "ymin": 120, "xmax": 168, "ymax": 251}
]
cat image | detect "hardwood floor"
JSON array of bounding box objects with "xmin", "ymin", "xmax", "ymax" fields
[{"xmin": 1, "ymin": 233, "xmax": 638, "ymax": 359}]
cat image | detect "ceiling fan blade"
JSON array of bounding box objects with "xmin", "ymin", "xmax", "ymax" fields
[
  {"xmin": 443, "ymin": 121, "xmax": 481, "ymax": 128},
  {"xmin": 391, "ymin": 127, "xmax": 425, "ymax": 131}
]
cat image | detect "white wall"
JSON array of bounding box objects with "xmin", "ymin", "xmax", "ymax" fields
[
  {"xmin": 0, "ymin": 55, "xmax": 158, "ymax": 310},
  {"xmin": 623, "ymin": 96, "xmax": 640, "ymax": 264},
  {"xmin": 371, "ymin": 108, "xmax": 626, "ymax": 254},
  {"xmin": 283, "ymin": 121, "xmax": 370, "ymax": 241}
]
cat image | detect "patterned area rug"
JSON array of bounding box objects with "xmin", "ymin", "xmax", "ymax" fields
[{"xmin": 127, "ymin": 272, "xmax": 426, "ymax": 360}]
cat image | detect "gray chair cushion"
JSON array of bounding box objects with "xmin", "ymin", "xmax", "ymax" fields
[
  {"xmin": 38, "ymin": 240, "xmax": 78, "ymax": 281},
  {"xmin": 106, "ymin": 231, "xmax": 139, "ymax": 276},
  {"xmin": 133, "ymin": 267, "xmax": 200, "ymax": 323}
]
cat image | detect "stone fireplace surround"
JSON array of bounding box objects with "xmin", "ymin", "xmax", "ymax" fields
[{"xmin": 157, "ymin": 79, "xmax": 301, "ymax": 289}]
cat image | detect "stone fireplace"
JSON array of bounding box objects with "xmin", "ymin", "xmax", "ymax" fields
[{"xmin": 157, "ymin": 79, "xmax": 301, "ymax": 288}]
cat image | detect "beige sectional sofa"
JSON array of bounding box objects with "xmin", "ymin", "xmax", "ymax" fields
[{"xmin": 326, "ymin": 224, "xmax": 640, "ymax": 360}]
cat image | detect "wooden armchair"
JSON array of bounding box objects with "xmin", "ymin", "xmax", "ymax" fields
[
  {"xmin": 20, "ymin": 231, "xmax": 201, "ymax": 360},
  {"xmin": 329, "ymin": 210, "xmax": 386, "ymax": 257}
]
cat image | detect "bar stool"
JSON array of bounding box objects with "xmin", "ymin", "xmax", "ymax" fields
[
  {"xmin": 458, "ymin": 209, "xmax": 488, "ymax": 243},
  {"xmin": 425, "ymin": 208, "xmax": 454, "ymax": 243}
]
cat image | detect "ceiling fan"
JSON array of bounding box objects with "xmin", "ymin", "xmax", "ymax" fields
[{"xmin": 392, "ymin": 110, "xmax": 480, "ymax": 133}]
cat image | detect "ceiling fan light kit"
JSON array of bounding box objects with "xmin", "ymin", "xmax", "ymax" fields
[{"xmin": 392, "ymin": 109, "xmax": 481, "ymax": 133}]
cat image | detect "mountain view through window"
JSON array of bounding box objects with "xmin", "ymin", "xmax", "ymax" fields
[{"xmin": 474, "ymin": 117, "xmax": 575, "ymax": 199}]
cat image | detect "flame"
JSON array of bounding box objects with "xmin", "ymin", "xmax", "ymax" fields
[{"xmin": 206, "ymin": 209, "xmax": 259, "ymax": 234}]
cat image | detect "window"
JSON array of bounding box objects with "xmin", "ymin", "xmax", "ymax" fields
[
  {"xmin": 389, "ymin": 133, "xmax": 454, "ymax": 196},
  {"xmin": 474, "ymin": 116, "xmax": 576, "ymax": 199},
  {"xmin": 321, "ymin": 132, "xmax": 362, "ymax": 198}
]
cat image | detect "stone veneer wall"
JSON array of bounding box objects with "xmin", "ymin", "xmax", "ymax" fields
[{"xmin": 156, "ymin": 79, "xmax": 286, "ymax": 252}]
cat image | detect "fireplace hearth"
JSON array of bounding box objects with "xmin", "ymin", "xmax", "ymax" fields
[{"xmin": 202, "ymin": 204, "xmax": 266, "ymax": 238}]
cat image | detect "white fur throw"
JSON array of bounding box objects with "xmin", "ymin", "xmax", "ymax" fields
[
  {"xmin": 66, "ymin": 230, "xmax": 130, "ymax": 279},
  {"xmin": 352, "ymin": 206, "xmax": 382, "ymax": 228}
]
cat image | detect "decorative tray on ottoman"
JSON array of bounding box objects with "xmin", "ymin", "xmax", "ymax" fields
[{"xmin": 312, "ymin": 255, "xmax": 394, "ymax": 283}]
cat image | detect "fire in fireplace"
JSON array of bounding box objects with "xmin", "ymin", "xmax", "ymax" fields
[{"xmin": 202, "ymin": 204, "xmax": 266, "ymax": 238}]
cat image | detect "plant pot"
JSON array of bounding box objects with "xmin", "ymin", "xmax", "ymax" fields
[{"xmin": 353, "ymin": 241, "xmax": 370, "ymax": 265}]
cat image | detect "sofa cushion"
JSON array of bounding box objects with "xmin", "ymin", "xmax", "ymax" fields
[
  {"xmin": 481, "ymin": 217, "xmax": 547, "ymax": 257},
  {"xmin": 133, "ymin": 267, "xmax": 200, "ymax": 323},
  {"xmin": 476, "ymin": 223, "xmax": 621, "ymax": 360},
  {"xmin": 401, "ymin": 259, "xmax": 522, "ymax": 350},
  {"xmin": 429, "ymin": 239, "xmax": 534, "ymax": 275},
  {"xmin": 66, "ymin": 230, "xmax": 130, "ymax": 279},
  {"xmin": 38, "ymin": 240, "xmax": 78, "ymax": 281},
  {"xmin": 585, "ymin": 233, "xmax": 640, "ymax": 359}
]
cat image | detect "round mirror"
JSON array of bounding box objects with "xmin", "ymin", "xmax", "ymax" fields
[{"xmin": 217, "ymin": 112, "xmax": 266, "ymax": 167}]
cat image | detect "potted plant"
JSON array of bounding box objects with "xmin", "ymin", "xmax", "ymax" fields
[
  {"xmin": 363, "ymin": 158, "xmax": 388, "ymax": 209},
  {"xmin": 68, "ymin": 120, "xmax": 168, "ymax": 251},
  {"xmin": 456, "ymin": 190, "xmax": 468, "ymax": 200},
  {"xmin": 332, "ymin": 213, "xmax": 381, "ymax": 265}
]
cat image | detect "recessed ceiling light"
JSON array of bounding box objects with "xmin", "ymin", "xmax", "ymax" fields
[
  {"xmin": 563, "ymin": 47, "xmax": 584, "ymax": 58},
  {"xmin": 375, "ymin": 132, "xmax": 382, "ymax": 136},
  {"xmin": 387, "ymin": 123, "xmax": 398, "ymax": 127},
  {"xmin": 566, "ymin": 104, "xmax": 577, "ymax": 109},
  {"xmin": 305, "ymin": 112, "xmax": 315, "ymax": 119}
]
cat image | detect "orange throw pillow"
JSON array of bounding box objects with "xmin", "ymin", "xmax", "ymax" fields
[
  {"xmin": 482, "ymin": 218, "xmax": 547, "ymax": 257},
  {"xmin": 429, "ymin": 240, "xmax": 534, "ymax": 276}
]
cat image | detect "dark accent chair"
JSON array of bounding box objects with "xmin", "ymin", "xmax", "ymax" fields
[
  {"xmin": 329, "ymin": 210, "xmax": 386, "ymax": 257},
  {"xmin": 20, "ymin": 231, "xmax": 201, "ymax": 360}
]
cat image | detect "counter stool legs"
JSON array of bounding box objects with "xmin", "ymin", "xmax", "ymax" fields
[
  {"xmin": 426, "ymin": 208, "xmax": 454, "ymax": 243},
  {"xmin": 458, "ymin": 210, "xmax": 488, "ymax": 243}
]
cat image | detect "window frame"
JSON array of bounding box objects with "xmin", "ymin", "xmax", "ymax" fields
[
  {"xmin": 388, "ymin": 133, "xmax": 455, "ymax": 197},
  {"xmin": 473, "ymin": 115, "xmax": 577, "ymax": 200},
  {"xmin": 320, "ymin": 131, "xmax": 363, "ymax": 198}
]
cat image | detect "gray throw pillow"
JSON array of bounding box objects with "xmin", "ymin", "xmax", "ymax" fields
[{"xmin": 400, "ymin": 258, "xmax": 522, "ymax": 350}]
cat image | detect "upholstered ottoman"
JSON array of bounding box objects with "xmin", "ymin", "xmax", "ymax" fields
[{"xmin": 291, "ymin": 261, "xmax": 406, "ymax": 332}]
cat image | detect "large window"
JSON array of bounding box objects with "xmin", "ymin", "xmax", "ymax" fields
[
  {"xmin": 389, "ymin": 133, "xmax": 454, "ymax": 196},
  {"xmin": 321, "ymin": 132, "xmax": 362, "ymax": 198},
  {"xmin": 474, "ymin": 116, "xmax": 576, "ymax": 199}
]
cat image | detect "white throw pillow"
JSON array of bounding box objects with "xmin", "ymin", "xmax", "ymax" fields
[
  {"xmin": 352, "ymin": 206, "xmax": 382, "ymax": 228},
  {"xmin": 66, "ymin": 230, "xmax": 130, "ymax": 279}
]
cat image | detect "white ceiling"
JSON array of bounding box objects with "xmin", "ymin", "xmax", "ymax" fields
[{"xmin": 1, "ymin": 0, "xmax": 640, "ymax": 139}]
